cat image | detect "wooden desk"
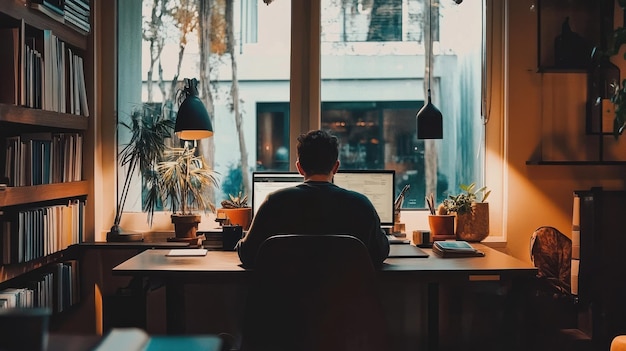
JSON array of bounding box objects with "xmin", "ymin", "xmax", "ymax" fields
[{"xmin": 113, "ymin": 244, "xmax": 536, "ymax": 350}]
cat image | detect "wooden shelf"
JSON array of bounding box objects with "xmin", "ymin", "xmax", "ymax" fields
[
  {"xmin": 0, "ymin": 250, "xmax": 67, "ymax": 285},
  {"xmin": 0, "ymin": 104, "xmax": 88, "ymax": 130},
  {"xmin": 0, "ymin": 181, "xmax": 89, "ymax": 207},
  {"xmin": 0, "ymin": 1, "xmax": 87, "ymax": 50},
  {"xmin": 526, "ymin": 160, "xmax": 626, "ymax": 165}
]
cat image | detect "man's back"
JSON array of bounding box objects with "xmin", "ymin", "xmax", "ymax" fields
[{"xmin": 237, "ymin": 181, "xmax": 390, "ymax": 268}]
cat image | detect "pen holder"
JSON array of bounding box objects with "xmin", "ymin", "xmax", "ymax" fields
[
  {"xmin": 223, "ymin": 225, "xmax": 243, "ymax": 251},
  {"xmin": 428, "ymin": 215, "xmax": 455, "ymax": 237}
]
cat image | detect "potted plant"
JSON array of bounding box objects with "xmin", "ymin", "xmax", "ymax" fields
[
  {"xmin": 107, "ymin": 106, "xmax": 175, "ymax": 242},
  {"xmin": 144, "ymin": 144, "xmax": 220, "ymax": 239},
  {"xmin": 217, "ymin": 191, "xmax": 252, "ymax": 231},
  {"xmin": 439, "ymin": 183, "xmax": 491, "ymax": 242}
]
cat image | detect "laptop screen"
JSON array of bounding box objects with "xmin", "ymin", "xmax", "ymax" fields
[
  {"xmin": 332, "ymin": 170, "xmax": 395, "ymax": 226},
  {"xmin": 252, "ymin": 172, "xmax": 304, "ymax": 217}
]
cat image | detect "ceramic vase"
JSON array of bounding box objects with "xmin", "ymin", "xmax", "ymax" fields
[{"xmin": 455, "ymin": 202, "xmax": 489, "ymax": 242}]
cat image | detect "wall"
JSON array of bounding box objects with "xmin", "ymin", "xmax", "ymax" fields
[
  {"xmin": 110, "ymin": 1, "xmax": 626, "ymax": 263},
  {"xmin": 504, "ymin": 0, "xmax": 626, "ymax": 262}
]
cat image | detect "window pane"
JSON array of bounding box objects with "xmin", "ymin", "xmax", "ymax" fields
[
  {"xmin": 117, "ymin": 0, "xmax": 291, "ymax": 212},
  {"xmin": 117, "ymin": 0, "xmax": 485, "ymax": 216},
  {"xmin": 320, "ymin": 0, "xmax": 485, "ymax": 209}
]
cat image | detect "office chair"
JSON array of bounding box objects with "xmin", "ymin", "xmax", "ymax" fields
[{"xmin": 240, "ymin": 234, "xmax": 391, "ymax": 351}]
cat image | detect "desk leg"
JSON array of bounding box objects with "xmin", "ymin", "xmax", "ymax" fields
[
  {"xmin": 428, "ymin": 283, "xmax": 438, "ymax": 351},
  {"xmin": 165, "ymin": 281, "xmax": 186, "ymax": 334}
]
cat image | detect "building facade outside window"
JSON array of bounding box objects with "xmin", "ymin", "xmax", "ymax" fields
[{"xmin": 116, "ymin": 0, "xmax": 487, "ymax": 220}]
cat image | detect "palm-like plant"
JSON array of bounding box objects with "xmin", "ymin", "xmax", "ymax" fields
[
  {"xmin": 110, "ymin": 106, "xmax": 174, "ymax": 235},
  {"xmin": 144, "ymin": 144, "xmax": 219, "ymax": 224}
]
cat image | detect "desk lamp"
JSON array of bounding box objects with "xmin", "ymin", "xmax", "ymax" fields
[{"xmin": 416, "ymin": 0, "xmax": 443, "ymax": 140}]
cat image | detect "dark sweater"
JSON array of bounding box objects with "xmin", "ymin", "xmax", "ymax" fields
[{"xmin": 238, "ymin": 181, "xmax": 390, "ymax": 268}]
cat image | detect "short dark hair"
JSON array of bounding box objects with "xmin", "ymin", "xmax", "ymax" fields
[{"xmin": 297, "ymin": 130, "xmax": 339, "ymax": 175}]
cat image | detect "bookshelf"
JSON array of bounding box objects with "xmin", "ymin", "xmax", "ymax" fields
[{"xmin": 0, "ymin": 0, "xmax": 93, "ymax": 317}]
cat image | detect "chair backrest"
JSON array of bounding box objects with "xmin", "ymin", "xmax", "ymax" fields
[
  {"xmin": 530, "ymin": 226, "xmax": 572, "ymax": 294},
  {"xmin": 0, "ymin": 307, "xmax": 50, "ymax": 351},
  {"xmin": 241, "ymin": 234, "xmax": 390, "ymax": 351}
]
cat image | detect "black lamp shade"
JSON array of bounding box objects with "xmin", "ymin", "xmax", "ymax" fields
[
  {"xmin": 416, "ymin": 96, "xmax": 443, "ymax": 139},
  {"xmin": 175, "ymin": 78, "xmax": 214, "ymax": 140}
]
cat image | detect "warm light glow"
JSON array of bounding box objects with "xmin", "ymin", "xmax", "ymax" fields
[{"xmin": 176, "ymin": 130, "xmax": 213, "ymax": 140}]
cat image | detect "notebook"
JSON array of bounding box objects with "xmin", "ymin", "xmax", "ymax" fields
[{"xmin": 432, "ymin": 241, "xmax": 485, "ymax": 258}]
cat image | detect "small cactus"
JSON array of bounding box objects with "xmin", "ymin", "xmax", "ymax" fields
[{"xmin": 221, "ymin": 191, "xmax": 249, "ymax": 208}]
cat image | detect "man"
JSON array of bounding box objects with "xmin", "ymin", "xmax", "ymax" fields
[{"xmin": 237, "ymin": 129, "xmax": 390, "ymax": 268}]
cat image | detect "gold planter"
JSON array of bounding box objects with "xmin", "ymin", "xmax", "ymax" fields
[{"xmin": 455, "ymin": 202, "xmax": 489, "ymax": 242}]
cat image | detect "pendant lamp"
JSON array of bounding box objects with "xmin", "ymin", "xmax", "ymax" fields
[
  {"xmin": 416, "ymin": 0, "xmax": 443, "ymax": 139},
  {"xmin": 175, "ymin": 78, "xmax": 214, "ymax": 140}
]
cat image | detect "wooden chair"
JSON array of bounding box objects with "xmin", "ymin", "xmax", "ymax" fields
[{"xmin": 240, "ymin": 234, "xmax": 391, "ymax": 351}]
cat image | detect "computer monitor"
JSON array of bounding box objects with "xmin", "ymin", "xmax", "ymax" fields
[
  {"xmin": 252, "ymin": 172, "xmax": 304, "ymax": 217},
  {"xmin": 332, "ymin": 170, "xmax": 395, "ymax": 227}
]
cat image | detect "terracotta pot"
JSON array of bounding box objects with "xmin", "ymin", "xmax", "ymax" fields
[
  {"xmin": 217, "ymin": 207, "xmax": 252, "ymax": 231},
  {"xmin": 455, "ymin": 202, "xmax": 489, "ymax": 242},
  {"xmin": 171, "ymin": 214, "xmax": 202, "ymax": 238},
  {"xmin": 428, "ymin": 215, "xmax": 455, "ymax": 236}
]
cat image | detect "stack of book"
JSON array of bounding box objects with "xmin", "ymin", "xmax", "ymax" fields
[
  {"xmin": 29, "ymin": 0, "xmax": 90, "ymax": 34},
  {"xmin": 432, "ymin": 240, "xmax": 485, "ymax": 258},
  {"xmin": 63, "ymin": 0, "xmax": 91, "ymax": 34},
  {"xmin": 30, "ymin": 0, "xmax": 64, "ymax": 24},
  {"xmin": 201, "ymin": 231, "xmax": 224, "ymax": 250}
]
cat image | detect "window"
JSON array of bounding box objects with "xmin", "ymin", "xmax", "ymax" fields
[{"xmin": 116, "ymin": 0, "xmax": 498, "ymax": 235}]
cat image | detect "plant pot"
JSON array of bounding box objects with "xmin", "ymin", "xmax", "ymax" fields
[
  {"xmin": 217, "ymin": 207, "xmax": 252, "ymax": 231},
  {"xmin": 428, "ymin": 215, "xmax": 455, "ymax": 236},
  {"xmin": 171, "ymin": 214, "xmax": 202, "ymax": 238},
  {"xmin": 455, "ymin": 202, "xmax": 489, "ymax": 242}
]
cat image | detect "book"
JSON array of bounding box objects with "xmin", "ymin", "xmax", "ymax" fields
[
  {"xmin": 94, "ymin": 328, "xmax": 149, "ymax": 351},
  {"xmin": 0, "ymin": 28, "xmax": 20, "ymax": 105},
  {"xmin": 63, "ymin": 8, "xmax": 90, "ymax": 33},
  {"xmin": 64, "ymin": 0, "xmax": 89, "ymax": 17},
  {"xmin": 94, "ymin": 328, "xmax": 222, "ymax": 351},
  {"xmin": 432, "ymin": 240, "xmax": 485, "ymax": 258},
  {"xmin": 31, "ymin": 0, "xmax": 65, "ymax": 14},
  {"xmin": 30, "ymin": 3, "xmax": 65, "ymax": 24}
]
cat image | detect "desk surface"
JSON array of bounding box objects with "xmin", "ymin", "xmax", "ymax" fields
[{"xmin": 112, "ymin": 244, "xmax": 536, "ymax": 281}]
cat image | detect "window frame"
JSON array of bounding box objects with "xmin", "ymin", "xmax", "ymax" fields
[{"xmin": 100, "ymin": 0, "xmax": 508, "ymax": 245}]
